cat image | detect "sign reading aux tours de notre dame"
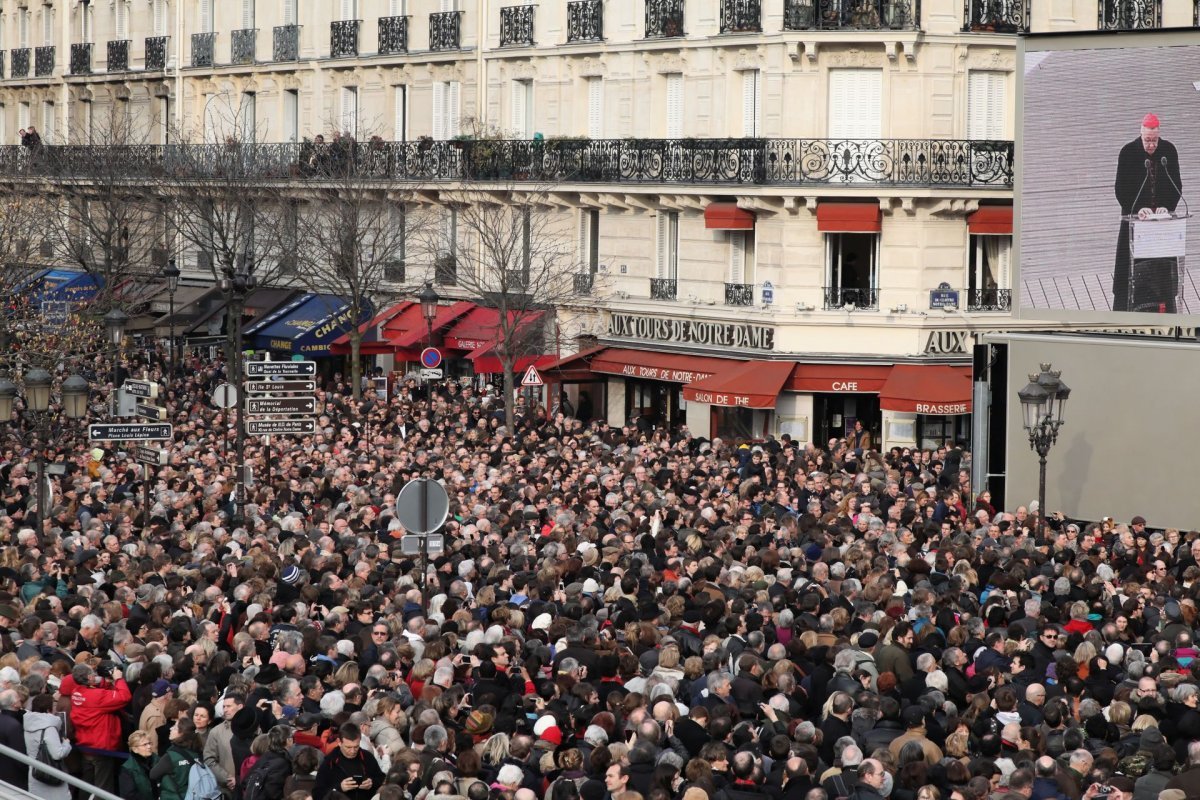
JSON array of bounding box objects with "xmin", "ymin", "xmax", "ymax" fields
[{"xmin": 608, "ymin": 313, "xmax": 775, "ymax": 351}]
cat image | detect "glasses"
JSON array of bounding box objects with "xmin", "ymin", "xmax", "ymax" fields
[{"xmin": 373, "ymin": 630, "xmax": 389, "ymax": 637}]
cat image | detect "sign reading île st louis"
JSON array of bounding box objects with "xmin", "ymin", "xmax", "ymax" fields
[{"xmin": 608, "ymin": 313, "xmax": 775, "ymax": 351}]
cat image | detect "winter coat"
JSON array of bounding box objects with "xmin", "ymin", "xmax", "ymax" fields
[
  {"xmin": 69, "ymin": 678, "xmax": 131, "ymax": 750},
  {"xmin": 313, "ymin": 746, "xmax": 385, "ymax": 800},
  {"xmin": 202, "ymin": 720, "xmax": 236, "ymax": 796},
  {"xmin": 0, "ymin": 707, "xmax": 26, "ymax": 790},
  {"xmin": 120, "ymin": 753, "xmax": 156, "ymax": 800},
  {"xmin": 368, "ymin": 717, "xmax": 403, "ymax": 772},
  {"xmin": 150, "ymin": 744, "xmax": 203, "ymax": 800},
  {"xmin": 23, "ymin": 711, "xmax": 71, "ymax": 800},
  {"xmin": 243, "ymin": 750, "xmax": 293, "ymax": 800}
]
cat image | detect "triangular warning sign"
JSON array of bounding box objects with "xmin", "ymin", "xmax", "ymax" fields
[{"xmin": 521, "ymin": 365, "xmax": 544, "ymax": 386}]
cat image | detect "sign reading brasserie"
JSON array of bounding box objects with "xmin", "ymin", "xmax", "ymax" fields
[{"xmin": 608, "ymin": 313, "xmax": 774, "ymax": 351}]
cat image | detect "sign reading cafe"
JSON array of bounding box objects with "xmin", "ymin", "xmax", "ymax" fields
[{"xmin": 608, "ymin": 313, "xmax": 775, "ymax": 351}]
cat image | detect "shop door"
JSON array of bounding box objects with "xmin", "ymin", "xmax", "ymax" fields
[
  {"xmin": 813, "ymin": 393, "xmax": 881, "ymax": 447},
  {"xmin": 626, "ymin": 380, "xmax": 679, "ymax": 432}
]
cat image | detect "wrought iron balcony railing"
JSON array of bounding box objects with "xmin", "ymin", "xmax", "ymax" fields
[
  {"xmin": 430, "ymin": 11, "xmax": 462, "ymax": 50},
  {"xmin": 70, "ymin": 42, "xmax": 92, "ymax": 75},
  {"xmin": 646, "ymin": 0, "xmax": 685, "ymax": 38},
  {"xmin": 0, "ymin": 51, "xmax": 6, "ymax": 79},
  {"xmin": 567, "ymin": 0, "xmax": 604, "ymax": 41},
  {"xmin": 967, "ymin": 287, "xmax": 1011, "ymax": 311},
  {"xmin": 435, "ymin": 254, "xmax": 457, "ymax": 286},
  {"xmin": 191, "ymin": 32, "xmax": 216, "ymax": 67},
  {"xmin": 824, "ymin": 286, "xmax": 879, "ymax": 310},
  {"xmin": 650, "ymin": 278, "xmax": 678, "ymax": 300},
  {"xmin": 573, "ymin": 273, "xmax": 594, "ymax": 294},
  {"xmin": 331, "ymin": 19, "xmax": 360, "ymax": 57},
  {"xmin": 231, "ymin": 28, "xmax": 257, "ymax": 65},
  {"xmin": 145, "ymin": 36, "xmax": 168, "ymax": 70},
  {"xmin": 500, "ymin": 5, "xmax": 535, "ymax": 47},
  {"xmin": 725, "ymin": 283, "xmax": 755, "ymax": 306},
  {"xmin": 1099, "ymin": 0, "xmax": 1160, "ymax": 28},
  {"xmin": 378, "ymin": 16, "xmax": 408, "ymax": 54},
  {"xmin": 107, "ymin": 39, "xmax": 130, "ymax": 71},
  {"xmin": 721, "ymin": 0, "xmax": 762, "ymax": 32},
  {"xmin": 273, "ymin": 25, "xmax": 300, "ymax": 61},
  {"xmin": 11, "ymin": 48, "xmax": 30, "ymax": 79},
  {"xmin": 35, "ymin": 46, "xmax": 55, "ymax": 77},
  {"xmin": 784, "ymin": 0, "xmax": 920, "ymax": 29},
  {"xmin": 963, "ymin": 0, "xmax": 1029, "ymax": 31}
]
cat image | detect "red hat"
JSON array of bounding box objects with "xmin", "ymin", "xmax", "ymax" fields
[{"xmin": 1143, "ymin": 113, "xmax": 1160, "ymax": 128}]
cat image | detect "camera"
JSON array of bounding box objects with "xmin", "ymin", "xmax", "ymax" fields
[{"xmin": 96, "ymin": 661, "xmax": 116, "ymax": 679}]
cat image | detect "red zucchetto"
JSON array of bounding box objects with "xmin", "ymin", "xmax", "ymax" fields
[{"xmin": 1143, "ymin": 113, "xmax": 1160, "ymax": 128}]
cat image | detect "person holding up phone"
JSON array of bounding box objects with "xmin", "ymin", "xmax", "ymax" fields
[{"xmin": 312, "ymin": 722, "xmax": 384, "ymax": 800}]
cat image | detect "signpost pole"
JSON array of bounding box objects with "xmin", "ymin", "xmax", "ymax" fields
[
  {"xmin": 420, "ymin": 478, "xmax": 429, "ymax": 614},
  {"xmin": 144, "ymin": 462, "xmax": 153, "ymax": 539}
]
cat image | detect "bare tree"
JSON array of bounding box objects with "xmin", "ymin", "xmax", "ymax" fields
[
  {"xmin": 0, "ymin": 191, "xmax": 56, "ymax": 297},
  {"xmin": 414, "ymin": 186, "xmax": 598, "ymax": 431}
]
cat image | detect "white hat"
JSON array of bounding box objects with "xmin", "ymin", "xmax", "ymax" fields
[
  {"xmin": 582, "ymin": 578, "xmax": 601, "ymax": 594},
  {"xmin": 531, "ymin": 613, "xmax": 552, "ymax": 631},
  {"xmin": 894, "ymin": 580, "xmax": 909, "ymax": 597},
  {"xmin": 533, "ymin": 715, "xmax": 557, "ymax": 737}
]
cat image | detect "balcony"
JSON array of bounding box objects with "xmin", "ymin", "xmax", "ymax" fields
[
  {"xmin": 435, "ymin": 254, "xmax": 457, "ymax": 285},
  {"xmin": 573, "ymin": 273, "xmax": 594, "ymax": 294},
  {"xmin": 567, "ymin": 0, "xmax": 604, "ymax": 41},
  {"xmin": 331, "ymin": 19, "xmax": 360, "ymax": 57},
  {"xmin": 650, "ymin": 278, "xmax": 678, "ymax": 300},
  {"xmin": 430, "ymin": 11, "xmax": 462, "ymax": 50},
  {"xmin": 11, "ymin": 48, "xmax": 30, "ymax": 79},
  {"xmin": 500, "ymin": 5, "xmax": 535, "ymax": 47},
  {"xmin": 646, "ymin": 0, "xmax": 685, "ymax": 38},
  {"xmin": 107, "ymin": 39, "xmax": 130, "ymax": 71},
  {"xmin": 824, "ymin": 286, "xmax": 879, "ymax": 310},
  {"xmin": 721, "ymin": 0, "xmax": 762, "ymax": 32},
  {"xmin": 145, "ymin": 36, "xmax": 168, "ymax": 70},
  {"xmin": 1099, "ymin": 0, "xmax": 1159, "ymax": 28},
  {"xmin": 784, "ymin": 0, "xmax": 920, "ymax": 30},
  {"xmin": 70, "ymin": 42, "xmax": 92, "ymax": 75},
  {"xmin": 191, "ymin": 32, "xmax": 216, "ymax": 67},
  {"xmin": 231, "ymin": 28, "xmax": 257, "ymax": 65},
  {"xmin": 725, "ymin": 283, "xmax": 755, "ymax": 306},
  {"xmin": 967, "ymin": 287, "xmax": 1011, "ymax": 311},
  {"xmin": 378, "ymin": 16, "xmax": 408, "ymax": 55},
  {"xmin": 273, "ymin": 25, "xmax": 300, "ymax": 61},
  {"xmin": 962, "ymin": 0, "xmax": 1029, "ymax": 32},
  {"xmin": 35, "ymin": 46, "xmax": 55, "ymax": 77}
]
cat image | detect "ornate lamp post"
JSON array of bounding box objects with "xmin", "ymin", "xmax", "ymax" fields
[
  {"xmin": 103, "ymin": 308, "xmax": 129, "ymax": 408},
  {"xmin": 220, "ymin": 254, "xmax": 257, "ymax": 527},
  {"xmin": 419, "ymin": 281, "xmax": 439, "ymax": 346},
  {"xmin": 162, "ymin": 258, "xmax": 180, "ymax": 376},
  {"xmin": 1017, "ymin": 363, "xmax": 1071, "ymax": 538}
]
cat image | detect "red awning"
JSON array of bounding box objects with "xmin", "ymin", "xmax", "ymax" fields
[
  {"xmin": 682, "ymin": 360, "xmax": 793, "ymax": 409},
  {"xmin": 588, "ymin": 348, "xmax": 736, "ymax": 384},
  {"xmin": 879, "ymin": 364, "xmax": 973, "ymax": 415},
  {"xmin": 542, "ymin": 345, "xmax": 609, "ymax": 382},
  {"xmin": 330, "ymin": 301, "xmax": 419, "ymax": 355},
  {"xmin": 469, "ymin": 344, "xmax": 558, "ymax": 375},
  {"xmin": 443, "ymin": 306, "xmax": 502, "ymax": 350},
  {"xmin": 389, "ymin": 301, "xmax": 476, "ymax": 350},
  {"xmin": 785, "ymin": 364, "xmax": 893, "ymax": 393},
  {"xmin": 968, "ymin": 206, "xmax": 1013, "ymax": 234},
  {"xmin": 817, "ymin": 202, "xmax": 882, "ymax": 232},
  {"xmin": 704, "ymin": 203, "xmax": 755, "ymax": 230}
]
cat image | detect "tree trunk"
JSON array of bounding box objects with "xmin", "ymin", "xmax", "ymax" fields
[
  {"xmin": 503, "ymin": 355, "xmax": 516, "ymax": 433},
  {"xmin": 350, "ymin": 328, "xmax": 362, "ymax": 401}
]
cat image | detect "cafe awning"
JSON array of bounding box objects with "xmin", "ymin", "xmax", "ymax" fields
[
  {"xmin": 389, "ymin": 300, "xmax": 476, "ymax": 351},
  {"xmin": 330, "ymin": 300, "xmax": 425, "ymax": 357},
  {"xmin": 878, "ymin": 364, "xmax": 973, "ymax": 415},
  {"xmin": 682, "ymin": 360, "xmax": 793, "ymax": 409},
  {"xmin": 245, "ymin": 293, "xmax": 371, "ymax": 358},
  {"xmin": 443, "ymin": 306, "xmax": 503, "ymax": 351},
  {"xmin": 588, "ymin": 348, "xmax": 736, "ymax": 384},
  {"xmin": 468, "ymin": 344, "xmax": 558, "ymax": 375},
  {"xmin": 785, "ymin": 364, "xmax": 893, "ymax": 393}
]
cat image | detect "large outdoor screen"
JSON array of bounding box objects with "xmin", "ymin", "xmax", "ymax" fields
[{"xmin": 1019, "ymin": 33, "xmax": 1200, "ymax": 320}]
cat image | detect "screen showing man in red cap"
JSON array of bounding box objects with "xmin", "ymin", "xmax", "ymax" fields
[{"xmin": 1113, "ymin": 112, "xmax": 1183, "ymax": 311}]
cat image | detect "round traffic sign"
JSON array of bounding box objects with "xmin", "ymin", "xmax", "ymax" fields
[
  {"xmin": 395, "ymin": 478, "xmax": 450, "ymax": 535},
  {"xmin": 211, "ymin": 383, "xmax": 238, "ymax": 410},
  {"xmin": 420, "ymin": 347, "xmax": 443, "ymax": 369}
]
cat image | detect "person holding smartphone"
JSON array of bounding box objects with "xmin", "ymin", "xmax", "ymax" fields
[{"xmin": 312, "ymin": 722, "xmax": 384, "ymax": 800}]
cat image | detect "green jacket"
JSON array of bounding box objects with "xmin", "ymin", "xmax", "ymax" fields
[
  {"xmin": 151, "ymin": 745, "xmax": 202, "ymax": 800},
  {"xmin": 120, "ymin": 753, "xmax": 156, "ymax": 800}
]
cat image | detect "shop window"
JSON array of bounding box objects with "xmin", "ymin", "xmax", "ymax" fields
[{"xmin": 712, "ymin": 406, "xmax": 757, "ymax": 442}]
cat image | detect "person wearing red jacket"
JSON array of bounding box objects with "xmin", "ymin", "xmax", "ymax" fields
[{"xmin": 69, "ymin": 662, "xmax": 132, "ymax": 794}]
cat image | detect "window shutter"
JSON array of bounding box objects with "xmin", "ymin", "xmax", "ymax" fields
[
  {"xmin": 510, "ymin": 80, "xmax": 527, "ymax": 138},
  {"xmin": 283, "ymin": 0, "xmax": 296, "ymax": 25},
  {"xmin": 829, "ymin": 69, "xmax": 882, "ymax": 139},
  {"xmin": 655, "ymin": 214, "xmax": 668, "ymax": 278},
  {"xmin": 283, "ymin": 90, "xmax": 298, "ymax": 142},
  {"xmin": 447, "ymin": 81, "xmax": 460, "ymax": 138},
  {"xmin": 340, "ymin": 0, "xmax": 356, "ymax": 21},
  {"xmin": 42, "ymin": 101, "xmax": 53, "ymax": 140},
  {"xmin": 394, "ymin": 85, "xmax": 406, "ymax": 141},
  {"xmin": 199, "ymin": 0, "xmax": 212, "ymax": 33},
  {"xmin": 81, "ymin": 99, "xmax": 91, "ymax": 143},
  {"xmin": 114, "ymin": 2, "xmax": 127, "ymax": 39},
  {"xmin": 665, "ymin": 74, "xmax": 683, "ymax": 138},
  {"xmin": 18, "ymin": 10, "xmax": 28, "ymax": 48},
  {"xmin": 390, "ymin": 0, "xmax": 405, "ymax": 15},
  {"xmin": 241, "ymin": 93, "xmax": 256, "ymax": 141},
  {"xmin": 153, "ymin": 0, "xmax": 165, "ymax": 35},
  {"xmin": 340, "ymin": 87, "xmax": 357, "ymax": 137},
  {"xmin": 241, "ymin": 0, "xmax": 254, "ymax": 29},
  {"xmin": 729, "ymin": 232, "xmax": 745, "ymax": 283},
  {"xmin": 742, "ymin": 71, "xmax": 759, "ymax": 137},
  {"xmin": 432, "ymin": 82, "xmax": 445, "ymax": 140},
  {"xmin": 41, "ymin": 6, "xmax": 51, "ymax": 45},
  {"xmin": 587, "ymin": 77, "xmax": 602, "ymax": 139},
  {"xmin": 996, "ymin": 236, "xmax": 1012, "ymax": 287},
  {"xmin": 578, "ymin": 210, "xmax": 589, "ymax": 270},
  {"xmin": 967, "ymin": 71, "xmax": 1007, "ymax": 140},
  {"xmin": 18, "ymin": 102, "xmax": 29, "ymax": 131},
  {"xmin": 441, "ymin": 0, "xmax": 457, "ymax": 11}
]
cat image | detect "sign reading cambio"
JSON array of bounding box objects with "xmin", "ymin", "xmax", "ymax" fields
[{"xmin": 609, "ymin": 314, "xmax": 775, "ymax": 351}]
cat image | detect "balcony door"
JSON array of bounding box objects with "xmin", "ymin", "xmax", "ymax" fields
[
  {"xmin": 828, "ymin": 69, "xmax": 881, "ymax": 139},
  {"xmin": 967, "ymin": 70, "xmax": 1006, "ymax": 140}
]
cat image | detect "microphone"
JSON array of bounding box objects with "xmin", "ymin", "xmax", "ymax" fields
[
  {"xmin": 1161, "ymin": 155, "xmax": 1188, "ymax": 217},
  {"xmin": 1131, "ymin": 158, "xmax": 1152, "ymax": 214}
]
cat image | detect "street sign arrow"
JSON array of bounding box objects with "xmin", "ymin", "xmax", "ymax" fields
[
  {"xmin": 245, "ymin": 361, "xmax": 317, "ymax": 377},
  {"xmin": 246, "ymin": 419, "xmax": 317, "ymax": 436},
  {"xmin": 419, "ymin": 368, "xmax": 443, "ymax": 380},
  {"xmin": 135, "ymin": 445, "xmax": 168, "ymax": 466},
  {"xmin": 89, "ymin": 423, "xmax": 172, "ymax": 442},
  {"xmin": 124, "ymin": 379, "xmax": 158, "ymax": 399},
  {"xmin": 244, "ymin": 380, "xmax": 317, "ymax": 394},
  {"xmin": 246, "ymin": 397, "xmax": 316, "ymax": 415},
  {"xmin": 135, "ymin": 403, "xmax": 167, "ymax": 421}
]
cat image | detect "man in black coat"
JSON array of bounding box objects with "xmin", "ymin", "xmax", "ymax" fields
[
  {"xmin": 0, "ymin": 689, "xmax": 26, "ymax": 791},
  {"xmin": 313, "ymin": 723, "xmax": 386, "ymax": 800}
]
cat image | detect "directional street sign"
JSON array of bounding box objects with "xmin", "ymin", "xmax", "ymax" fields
[
  {"xmin": 246, "ymin": 419, "xmax": 317, "ymax": 436},
  {"xmin": 135, "ymin": 445, "xmax": 168, "ymax": 466},
  {"xmin": 244, "ymin": 380, "xmax": 317, "ymax": 394},
  {"xmin": 245, "ymin": 361, "xmax": 316, "ymax": 377},
  {"xmin": 419, "ymin": 368, "xmax": 444, "ymax": 380},
  {"xmin": 124, "ymin": 379, "xmax": 158, "ymax": 399},
  {"xmin": 89, "ymin": 423, "xmax": 172, "ymax": 442},
  {"xmin": 246, "ymin": 397, "xmax": 317, "ymax": 415},
  {"xmin": 135, "ymin": 403, "xmax": 167, "ymax": 421}
]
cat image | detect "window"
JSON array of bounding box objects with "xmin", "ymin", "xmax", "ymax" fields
[
  {"xmin": 441, "ymin": 0, "xmax": 458, "ymax": 10},
  {"xmin": 282, "ymin": 0, "xmax": 297, "ymax": 26},
  {"xmin": 436, "ymin": 207, "xmax": 457, "ymax": 285},
  {"xmin": 80, "ymin": 2, "xmax": 91, "ymax": 41},
  {"xmin": 828, "ymin": 69, "xmax": 882, "ymax": 139},
  {"xmin": 655, "ymin": 212, "xmax": 679, "ymax": 280},
  {"xmin": 665, "ymin": 73, "xmax": 683, "ymax": 138},
  {"xmin": 967, "ymin": 70, "xmax": 1006, "ymax": 140},
  {"xmin": 580, "ymin": 209, "xmax": 599, "ymax": 273},
  {"xmin": 152, "ymin": 0, "xmax": 166, "ymax": 36},
  {"xmin": 18, "ymin": 10, "xmax": 29, "ymax": 48},
  {"xmin": 199, "ymin": 0, "xmax": 213, "ymax": 34},
  {"xmin": 340, "ymin": 86, "xmax": 357, "ymax": 137},
  {"xmin": 510, "ymin": 79, "xmax": 532, "ymax": 139},
  {"xmin": 587, "ymin": 77, "xmax": 602, "ymax": 139},
  {"xmin": 41, "ymin": 4, "xmax": 52, "ymax": 46},
  {"xmin": 18, "ymin": 102, "xmax": 29, "ymax": 131},
  {"xmin": 159, "ymin": 96, "xmax": 170, "ymax": 144},
  {"xmin": 729, "ymin": 231, "xmax": 754, "ymax": 284},
  {"xmin": 389, "ymin": 0, "xmax": 406, "ymax": 14},
  {"xmin": 968, "ymin": 234, "xmax": 1011, "ymax": 305},
  {"xmin": 41, "ymin": 101, "xmax": 54, "ymax": 141},
  {"xmin": 240, "ymin": 92, "xmax": 256, "ymax": 141},
  {"xmin": 340, "ymin": 0, "xmax": 357, "ymax": 21},
  {"xmin": 432, "ymin": 80, "xmax": 460, "ymax": 139},
  {"xmin": 241, "ymin": 0, "xmax": 254, "ymax": 29},
  {"xmin": 742, "ymin": 70, "xmax": 760, "ymax": 137},
  {"xmin": 825, "ymin": 233, "xmax": 879, "ymax": 309},
  {"xmin": 79, "ymin": 99, "xmax": 91, "ymax": 143},
  {"xmin": 393, "ymin": 85, "xmax": 407, "ymax": 141},
  {"xmin": 283, "ymin": 89, "xmax": 298, "ymax": 143},
  {"xmin": 114, "ymin": 1, "xmax": 127, "ymax": 40}
]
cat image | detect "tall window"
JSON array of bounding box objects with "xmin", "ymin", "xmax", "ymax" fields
[
  {"xmin": 283, "ymin": 89, "xmax": 298, "ymax": 143},
  {"xmin": 828, "ymin": 69, "xmax": 882, "ymax": 139},
  {"xmin": 240, "ymin": 92, "xmax": 256, "ymax": 141},
  {"xmin": 655, "ymin": 212, "xmax": 679, "ymax": 280},
  {"xmin": 152, "ymin": 0, "xmax": 166, "ymax": 36},
  {"xmin": 510, "ymin": 79, "xmax": 532, "ymax": 139},
  {"xmin": 0, "ymin": 105, "xmax": 7, "ymax": 146},
  {"xmin": 825, "ymin": 233, "xmax": 879, "ymax": 309},
  {"xmin": 665, "ymin": 73, "xmax": 683, "ymax": 138},
  {"xmin": 967, "ymin": 70, "xmax": 1007, "ymax": 139},
  {"xmin": 729, "ymin": 231, "xmax": 754, "ymax": 285},
  {"xmin": 199, "ymin": 0, "xmax": 213, "ymax": 34},
  {"xmin": 282, "ymin": 0, "xmax": 297, "ymax": 25},
  {"xmin": 389, "ymin": 0, "xmax": 407, "ymax": 14},
  {"xmin": 41, "ymin": 101, "xmax": 54, "ymax": 141},
  {"xmin": 114, "ymin": 1, "xmax": 127, "ymax": 40},
  {"xmin": 968, "ymin": 234, "xmax": 1011, "ymax": 301},
  {"xmin": 159, "ymin": 96, "xmax": 170, "ymax": 144},
  {"xmin": 80, "ymin": 2, "xmax": 91, "ymax": 41},
  {"xmin": 41, "ymin": 4, "xmax": 53, "ymax": 46},
  {"xmin": 742, "ymin": 70, "xmax": 760, "ymax": 137},
  {"xmin": 393, "ymin": 85, "xmax": 407, "ymax": 141},
  {"xmin": 18, "ymin": 102, "xmax": 30, "ymax": 131},
  {"xmin": 241, "ymin": 0, "xmax": 255, "ymax": 29},
  {"xmin": 340, "ymin": 87, "xmax": 357, "ymax": 137},
  {"xmin": 580, "ymin": 209, "xmax": 599, "ymax": 274},
  {"xmin": 587, "ymin": 77, "xmax": 602, "ymax": 139},
  {"xmin": 432, "ymin": 81, "xmax": 460, "ymax": 139},
  {"xmin": 79, "ymin": 99, "xmax": 92, "ymax": 143},
  {"xmin": 340, "ymin": 0, "xmax": 357, "ymax": 20},
  {"xmin": 18, "ymin": 9, "xmax": 29, "ymax": 48}
]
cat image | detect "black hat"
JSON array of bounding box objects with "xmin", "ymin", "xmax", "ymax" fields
[
  {"xmin": 231, "ymin": 706, "xmax": 259, "ymax": 740},
  {"xmin": 901, "ymin": 705, "xmax": 925, "ymax": 728},
  {"xmin": 253, "ymin": 664, "xmax": 283, "ymax": 685},
  {"xmin": 74, "ymin": 548, "xmax": 99, "ymax": 566}
]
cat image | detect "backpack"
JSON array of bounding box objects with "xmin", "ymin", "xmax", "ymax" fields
[
  {"xmin": 31, "ymin": 729, "xmax": 65, "ymax": 787},
  {"xmin": 240, "ymin": 764, "xmax": 271, "ymax": 800},
  {"xmin": 184, "ymin": 760, "xmax": 223, "ymax": 800}
]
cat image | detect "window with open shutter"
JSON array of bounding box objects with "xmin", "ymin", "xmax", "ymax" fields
[
  {"xmin": 18, "ymin": 10, "xmax": 28, "ymax": 48},
  {"xmin": 390, "ymin": 0, "xmax": 406, "ymax": 14},
  {"xmin": 115, "ymin": 2, "xmax": 127, "ymax": 39},
  {"xmin": 80, "ymin": 3, "xmax": 90, "ymax": 41},
  {"xmin": 241, "ymin": 93, "xmax": 256, "ymax": 141},
  {"xmin": 241, "ymin": 0, "xmax": 254, "ymax": 29},
  {"xmin": 153, "ymin": 0, "xmax": 166, "ymax": 35},
  {"xmin": 510, "ymin": 80, "xmax": 531, "ymax": 138},
  {"xmin": 340, "ymin": 0, "xmax": 357, "ymax": 21},
  {"xmin": 340, "ymin": 87, "xmax": 357, "ymax": 137},
  {"xmin": 441, "ymin": 0, "xmax": 457, "ymax": 11},
  {"xmin": 41, "ymin": 5, "xmax": 52, "ymax": 46},
  {"xmin": 828, "ymin": 69, "xmax": 882, "ymax": 139},
  {"xmin": 579, "ymin": 209, "xmax": 599, "ymax": 273},
  {"xmin": 742, "ymin": 70, "xmax": 759, "ymax": 137},
  {"xmin": 42, "ymin": 101, "xmax": 54, "ymax": 140},
  {"xmin": 283, "ymin": 89, "xmax": 298, "ymax": 142},
  {"xmin": 432, "ymin": 83, "xmax": 445, "ymax": 140},
  {"xmin": 665, "ymin": 74, "xmax": 683, "ymax": 138},
  {"xmin": 446, "ymin": 81, "xmax": 460, "ymax": 138},
  {"xmin": 655, "ymin": 212, "xmax": 678, "ymax": 280},
  {"xmin": 587, "ymin": 77, "xmax": 602, "ymax": 139},
  {"xmin": 393, "ymin": 85, "xmax": 407, "ymax": 141},
  {"xmin": 80, "ymin": 100, "xmax": 91, "ymax": 143},
  {"xmin": 283, "ymin": 0, "xmax": 297, "ymax": 26},
  {"xmin": 729, "ymin": 232, "xmax": 746, "ymax": 283},
  {"xmin": 18, "ymin": 103, "xmax": 29, "ymax": 131},
  {"xmin": 967, "ymin": 70, "xmax": 1006, "ymax": 140}
]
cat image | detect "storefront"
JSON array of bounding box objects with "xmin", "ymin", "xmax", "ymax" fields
[
  {"xmin": 877, "ymin": 364, "xmax": 973, "ymax": 449},
  {"xmin": 244, "ymin": 293, "xmax": 372, "ymax": 361},
  {"xmin": 681, "ymin": 360, "xmax": 794, "ymax": 440}
]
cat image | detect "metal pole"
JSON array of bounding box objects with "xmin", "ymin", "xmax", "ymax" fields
[
  {"xmin": 234, "ymin": 289, "xmax": 246, "ymax": 527},
  {"xmin": 1037, "ymin": 450, "xmax": 1047, "ymax": 540},
  {"xmin": 168, "ymin": 288, "xmax": 176, "ymax": 377},
  {"xmin": 420, "ymin": 478, "xmax": 429, "ymax": 614},
  {"xmin": 35, "ymin": 448, "xmax": 45, "ymax": 533},
  {"xmin": 144, "ymin": 462, "xmax": 153, "ymax": 538}
]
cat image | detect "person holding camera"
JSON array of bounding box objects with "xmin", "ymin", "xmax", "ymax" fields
[{"xmin": 68, "ymin": 661, "xmax": 131, "ymax": 794}]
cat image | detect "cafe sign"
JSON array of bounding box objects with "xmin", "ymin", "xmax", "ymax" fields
[{"xmin": 608, "ymin": 313, "xmax": 774, "ymax": 351}]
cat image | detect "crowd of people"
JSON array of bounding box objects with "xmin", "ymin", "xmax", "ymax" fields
[{"xmin": 0, "ymin": 345, "xmax": 1196, "ymax": 800}]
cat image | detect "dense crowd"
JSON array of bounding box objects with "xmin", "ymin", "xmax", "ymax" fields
[{"xmin": 0, "ymin": 346, "xmax": 1197, "ymax": 800}]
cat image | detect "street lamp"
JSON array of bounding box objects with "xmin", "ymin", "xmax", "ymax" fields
[
  {"xmin": 419, "ymin": 281, "xmax": 439, "ymax": 344},
  {"xmin": 416, "ymin": 281, "xmax": 439, "ymax": 612},
  {"xmin": 220, "ymin": 253, "xmax": 257, "ymax": 528},
  {"xmin": 163, "ymin": 258, "xmax": 180, "ymax": 377},
  {"xmin": 1017, "ymin": 363, "xmax": 1071, "ymax": 538},
  {"xmin": 103, "ymin": 309, "xmax": 129, "ymax": 348}
]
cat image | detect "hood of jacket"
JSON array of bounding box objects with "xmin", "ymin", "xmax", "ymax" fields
[{"xmin": 23, "ymin": 711, "xmax": 60, "ymax": 733}]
